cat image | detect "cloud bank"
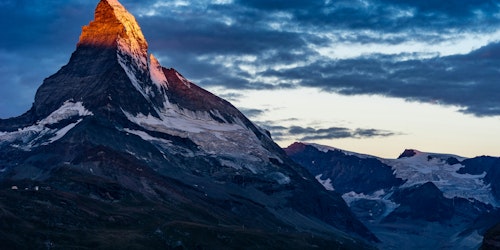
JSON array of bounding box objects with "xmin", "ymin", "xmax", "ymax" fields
[{"xmin": 1, "ymin": 0, "xmax": 500, "ymax": 118}]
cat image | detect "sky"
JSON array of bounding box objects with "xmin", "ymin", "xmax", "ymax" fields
[{"xmin": 1, "ymin": 0, "xmax": 500, "ymax": 158}]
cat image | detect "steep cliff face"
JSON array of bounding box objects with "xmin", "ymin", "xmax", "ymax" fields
[
  {"xmin": 285, "ymin": 142, "xmax": 404, "ymax": 194},
  {"xmin": 0, "ymin": 1, "xmax": 376, "ymax": 249},
  {"xmin": 482, "ymin": 223, "xmax": 500, "ymax": 250},
  {"xmin": 33, "ymin": 0, "xmax": 163, "ymax": 120},
  {"xmin": 78, "ymin": 0, "xmax": 148, "ymax": 50},
  {"xmin": 458, "ymin": 156, "xmax": 500, "ymax": 201}
]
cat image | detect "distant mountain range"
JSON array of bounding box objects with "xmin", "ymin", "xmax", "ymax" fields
[
  {"xmin": 285, "ymin": 142, "xmax": 500, "ymax": 249},
  {"xmin": 0, "ymin": 1, "xmax": 376, "ymax": 249}
]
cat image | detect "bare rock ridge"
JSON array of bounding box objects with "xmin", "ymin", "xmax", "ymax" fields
[
  {"xmin": 78, "ymin": 0, "xmax": 148, "ymax": 51},
  {"xmin": 0, "ymin": 0, "xmax": 376, "ymax": 249},
  {"xmin": 32, "ymin": 0, "xmax": 162, "ymax": 121}
]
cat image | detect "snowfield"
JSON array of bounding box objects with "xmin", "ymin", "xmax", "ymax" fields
[
  {"xmin": 315, "ymin": 174, "xmax": 335, "ymax": 191},
  {"xmin": 123, "ymin": 102, "xmax": 283, "ymax": 174},
  {"xmin": 0, "ymin": 101, "xmax": 92, "ymax": 150},
  {"xmin": 381, "ymin": 151, "xmax": 497, "ymax": 207},
  {"xmin": 309, "ymin": 145, "xmax": 498, "ymax": 207},
  {"xmin": 342, "ymin": 189, "xmax": 400, "ymax": 218}
]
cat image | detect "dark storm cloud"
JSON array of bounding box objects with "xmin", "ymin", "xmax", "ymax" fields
[
  {"xmin": 236, "ymin": 0, "xmax": 323, "ymax": 11},
  {"xmin": 217, "ymin": 92, "xmax": 244, "ymax": 102},
  {"xmin": 136, "ymin": 0, "xmax": 500, "ymax": 117},
  {"xmin": 290, "ymin": 126, "xmax": 353, "ymax": 140},
  {"xmin": 257, "ymin": 123, "xmax": 397, "ymax": 141},
  {"xmin": 288, "ymin": 126, "xmax": 396, "ymax": 140},
  {"xmin": 382, "ymin": 0, "xmax": 498, "ymax": 16},
  {"xmin": 263, "ymin": 42, "xmax": 500, "ymax": 116},
  {"xmin": 239, "ymin": 0, "xmax": 500, "ymax": 35},
  {"xmin": 354, "ymin": 128, "xmax": 396, "ymax": 138},
  {"xmin": 239, "ymin": 108, "xmax": 267, "ymax": 118},
  {"xmin": 143, "ymin": 17, "xmax": 308, "ymax": 55},
  {"xmin": 1, "ymin": 0, "xmax": 500, "ymax": 118},
  {"xmin": 0, "ymin": 1, "xmax": 95, "ymax": 118}
]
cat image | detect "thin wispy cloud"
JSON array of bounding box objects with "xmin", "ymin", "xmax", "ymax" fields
[{"xmin": 258, "ymin": 123, "xmax": 398, "ymax": 142}]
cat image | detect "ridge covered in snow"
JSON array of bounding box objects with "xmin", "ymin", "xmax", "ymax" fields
[
  {"xmin": 123, "ymin": 102, "xmax": 283, "ymax": 174},
  {"xmin": 0, "ymin": 101, "xmax": 92, "ymax": 150},
  {"xmin": 287, "ymin": 142, "xmax": 500, "ymax": 249},
  {"xmin": 305, "ymin": 142, "xmax": 377, "ymax": 159},
  {"xmin": 382, "ymin": 152, "xmax": 494, "ymax": 205},
  {"xmin": 306, "ymin": 143, "xmax": 498, "ymax": 207}
]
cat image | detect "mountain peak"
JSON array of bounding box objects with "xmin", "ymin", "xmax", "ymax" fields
[
  {"xmin": 283, "ymin": 142, "xmax": 307, "ymax": 155},
  {"xmin": 0, "ymin": 1, "xmax": 379, "ymax": 246},
  {"xmin": 30, "ymin": 0, "xmax": 156, "ymax": 120},
  {"xmin": 397, "ymin": 149, "xmax": 421, "ymax": 158},
  {"xmin": 77, "ymin": 0, "xmax": 147, "ymax": 56}
]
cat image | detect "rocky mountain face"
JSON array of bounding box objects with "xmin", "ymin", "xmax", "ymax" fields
[
  {"xmin": 285, "ymin": 142, "xmax": 404, "ymax": 194},
  {"xmin": 457, "ymin": 156, "xmax": 500, "ymax": 201},
  {"xmin": 285, "ymin": 142, "xmax": 500, "ymax": 250},
  {"xmin": 0, "ymin": 1, "xmax": 376, "ymax": 249},
  {"xmin": 482, "ymin": 223, "xmax": 500, "ymax": 250}
]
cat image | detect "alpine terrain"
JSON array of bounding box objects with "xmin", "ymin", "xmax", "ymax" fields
[
  {"xmin": 285, "ymin": 142, "xmax": 500, "ymax": 250},
  {"xmin": 0, "ymin": 0, "xmax": 378, "ymax": 249}
]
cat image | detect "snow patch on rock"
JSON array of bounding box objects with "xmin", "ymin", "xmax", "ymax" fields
[
  {"xmin": 44, "ymin": 119, "xmax": 83, "ymax": 145},
  {"xmin": 309, "ymin": 143, "xmax": 498, "ymax": 207},
  {"xmin": 118, "ymin": 53, "xmax": 152, "ymax": 102},
  {"xmin": 268, "ymin": 172, "xmax": 291, "ymax": 185},
  {"xmin": 315, "ymin": 174, "xmax": 334, "ymax": 191},
  {"xmin": 39, "ymin": 101, "xmax": 93, "ymax": 125},
  {"xmin": 342, "ymin": 189, "xmax": 400, "ymax": 218},
  {"xmin": 175, "ymin": 71, "xmax": 191, "ymax": 88},
  {"xmin": 149, "ymin": 54, "xmax": 168, "ymax": 88},
  {"xmin": 124, "ymin": 128, "xmax": 171, "ymax": 145},
  {"xmin": 0, "ymin": 101, "xmax": 92, "ymax": 150},
  {"xmin": 123, "ymin": 102, "xmax": 283, "ymax": 174},
  {"xmin": 382, "ymin": 152, "xmax": 497, "ymax": 206}
]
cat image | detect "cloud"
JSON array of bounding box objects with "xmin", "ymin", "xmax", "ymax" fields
[
  {"xmin": 382, "ymin": 0, "xmax": 498, "ymax": 17},
  {"xmin": 236, "ymin": 0, "xmax": 323, "ymax": 11},
  {"xmin": 292, "ymin": 127, "xmax": 353, "ymax": 140},
  {"xmin": 136, "ymin": 0, "xmax": 500, "ymax": 117},
  {"xmin": 259, "ymin": 124, "xmax": 397, "ymax": 141},
  {"xmin": 354, "ymin": 128, "xmax": 396, "ymax": 138},
  {"xmin": 238, "ymin": 0, "xmax": 500, "ymax": 37},
  {"xmin": 2, "ymin": 0, "xmax": 500, "ymax": 118},
  {"xmin": 239, "ymin": 108, "xmax": 266, "ymax": 118},
  {"xmin": 262, "ymin": 42, "xmax": 500, "ymax": 116},
  {"xmin": 0, "ymin": 1, "xmax": 96, "ymax": 118}
]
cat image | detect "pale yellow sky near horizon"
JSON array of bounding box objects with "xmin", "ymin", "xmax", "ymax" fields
[{"xmin": 211, "ymin": 87, "xmax": 500, "ymax": 159}]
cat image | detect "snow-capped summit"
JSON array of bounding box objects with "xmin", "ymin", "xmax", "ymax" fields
[
  {"xmin": 2, "ymin": 0, "xmax": 285, "ymax": 171},
  {"xmin": 23, "ymin": 0, "xmax": 166, "ymax": 122},
  {"xmin": 288, "ymin": 142, "xmax": 497, "ymax": 206},
  {"xmin": 0, "ymin": 1, "xmax": 376, "ymax": 248}
]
